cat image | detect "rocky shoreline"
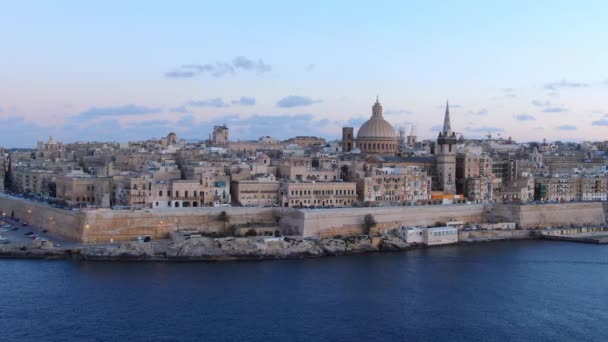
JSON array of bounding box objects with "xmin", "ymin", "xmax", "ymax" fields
[{"xmin": 0, "ymin": 230, "xmax": 539, "ymax": 262}]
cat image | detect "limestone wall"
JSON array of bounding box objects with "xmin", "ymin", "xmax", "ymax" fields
[
  {"xmin": 0, "ymin": 195, "xmax": 84, "ymax": 240},
  {"xmin": 81, "ymin": 207, "xmax": 284, "ymax": 243},
  {"xmin": 298, "ymin": 204, "xmax": 486, "ymax": 238},
  {"xmin": 492, "ymin": 203, "xmax": 606, "ymax": 228}
]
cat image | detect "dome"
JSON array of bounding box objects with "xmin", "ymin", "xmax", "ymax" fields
[
  {"xmin": 356, "ymin": 98, "xmax": 397, "ymax": 139},
  {"xmin": 357, "ymin": 116, "xmax": 397, "ymax": 139}
]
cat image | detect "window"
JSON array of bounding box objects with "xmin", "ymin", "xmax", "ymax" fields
[{"xmin": 159, "ymin": 191, "xmax": 163, "ymax": 196}]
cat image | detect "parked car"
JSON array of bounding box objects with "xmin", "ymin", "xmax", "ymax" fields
[
  {"xmin": 0, "ymin": 238, "xmax": 9, "ymax": 244},
  {"xmin": 29, "ymin": 234, "xmax": 38, "ymax": 239},
  {"xmin": 42, "ymin": 229, "xmax": 48, "ymax": 233},
  {"xmin": 24, "ymin": 232, "xmax": 34, "ymax": 236}
]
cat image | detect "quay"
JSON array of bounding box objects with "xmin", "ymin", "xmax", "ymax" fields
[{"xmin": 540, "ymin": 227, "xmax": 608, "ymax": 244}]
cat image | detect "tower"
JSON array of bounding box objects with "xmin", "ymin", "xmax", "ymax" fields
[
  {"xmin": 341, "ymin": 127, "xmax": 354, "ymax": 152},
  {"xmin": 406, "ymin": 124, "xmax": 417, "ymax": 146},
  {"xmin": 436, "ymin": 101, "xmax": 457, "ymax": 194}
]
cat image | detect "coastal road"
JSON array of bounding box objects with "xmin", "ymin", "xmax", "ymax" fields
[{"xmin": 0, "ymin": 216, "xmax": 79, "ymax": 248}]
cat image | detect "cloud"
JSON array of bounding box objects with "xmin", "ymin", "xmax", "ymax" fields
[
  {"xmin": 465, "ymin": 126, "xmax": 504, "ymax": 133},
  {"xmin": 170, "ymin": 106, "xmax": 189, "ymax": 113},
  {"xmin": 468, "ymin": 109, "xmax": 488, "ymax": 116},
  {"xmin": 276, "ymin": 96, "xmax": 322, "ymax": 108},
  {"xmin": 531, "ymin": 100, "xmax": 550, "ymax": 107},
  {"xmin": 306, "ymin": 64, "xmax": 315, "ymax": 72},
  {"xmin": 384, "ymin": 109, "xmax": 412, "ymax": 115},
  {"xmin": 556, "ymin": 125, "xmax": 577, "ymax": 131},
  {"xmin": 231, "ymin": 96, "xmax": 256, "ymax": 106},
  {"xmin": 543, "ymin": 107, "xmax": 567, "ymax": 113},
  {"xmin": 77, "ymin": 104, "xmax": 162, "ymax": 120},
  {"xmin": 166, "ymin": 56, "xmax": 271, "ymax": 78},
  {"xmin": 232, "ymin": 56, "xmax": 271, "ymax": 73},
  {"xmin": 164, "ymin": 70, "xmax": 196, "ymax": 78},
  {"xmin": 178, "ymin": 115, "xmax": 196, "ymax": 126},
  {"xmin": 544, "ymin": 79, "xmax": 589, "ymax": 90},
  {"xmin": 531, "ymin": 100, "xmax": 567, "ymax": 113},
  {"xmin": 187, "ymin": 98, "xmax": 229, "ymax": 108},
  {"xmin": 514, "ymin": 114, "xmax": 536, "ymax": 121},
  {"xmin": 592, "ymin": 119, "xmax": 608, "ymax": 126},
  {"xmin": 334, "ymin": 117, "xmax": 367, "ymax": 128}
]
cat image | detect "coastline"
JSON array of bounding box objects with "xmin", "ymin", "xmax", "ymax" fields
[{"xmin": 0, "ymin": 229, "xmax": 539, "ymax": 262}]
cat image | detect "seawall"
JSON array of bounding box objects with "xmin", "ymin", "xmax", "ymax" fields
[{"xmin": 491, "ymin": 202, "xmax": 606, "ymax": 228}]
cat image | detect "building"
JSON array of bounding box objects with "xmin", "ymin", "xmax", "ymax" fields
[
  {"xmin": 436, "ymin": 102, "xmax": 457, "ymax": 194},
  {"xmin": 342, "ymin": 97, "xmax": 399, "ymax": 155},
  {"xmin": 425, "ymin": 226, "xmax": 459, "ymax": 245},
  {"xmin": 231, "ymin": 176, "xmax": 280, "ymax": 207},
  {"xmin": 212, "ymin": 125, "xmax": 229, "ymax": 146},
  {"xmin": 357, "ymin": 166, "xmax": 431, "ymax": 205},
  {"xmin": 279, "ymin": 181, "xmax": 357, "ymax": 208}
]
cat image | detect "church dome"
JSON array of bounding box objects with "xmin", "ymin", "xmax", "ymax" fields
[
  {"xmin": 356, "ymin": 98, "xmax": 397, "ymax": 139},
  {"xmin": 357, "ymin": 117, "xmax": 397, "ymax": 139}
]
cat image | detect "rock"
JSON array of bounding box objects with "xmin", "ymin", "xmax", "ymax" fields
[
  {"xmin": 319, "ymin": 238, "xmax": 347, "ymax": 256},
  {"xmin": 378, "ymin": 235, "xmax": 409, "ymax": 251}
]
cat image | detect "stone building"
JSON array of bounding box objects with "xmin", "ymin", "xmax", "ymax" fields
[
  {"xmin": 357, "ymin": 166, "xmax": 431, "ymax": 205},
  {"xmin": 212, "ymin": 125, "xmax": 229, "ymax": 146},
  {"xmin": 55, "ymin": 173, "xmax": 112, "ymax": 208},
  {"xmin": 436, "ymin": 102, "xmax": 457, "ymax": 194},
  {"xmin": 9, "ymin": 168, "xmax": 55, "ymax": 195},
  {"xmin": 231, "ymin": 176, "xmax": 280, "ymax": 207},
  {"xmin": 342, "ymin": 98, "xmax": 399, "ymax": 155},
  {"xmin": 279, "ymin": 181, "xmax": 357, "ymax": 208},
  {"xmin": 277, "ymin": 156, "xmax": 340, "ymax": 182}
]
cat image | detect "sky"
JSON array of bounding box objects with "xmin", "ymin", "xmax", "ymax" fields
[{"xmin": 1, "ymin": 0, "xmax": 607, "ymax": 148}]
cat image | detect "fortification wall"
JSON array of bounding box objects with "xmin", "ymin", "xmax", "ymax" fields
[
  {"xmin": 81, "ymin": 207, "xmax": 283, "ymax": 243},
  {"xmin": 298, "ymin": 204, "xmax": 486, "ymax": 238},
  {"xmin": 0, "ymin": 195, "xmax": 84, "ymax": 241},
  {"xmin": 493, "ymin": 203, "xmax": 606, "ymax": 228}
]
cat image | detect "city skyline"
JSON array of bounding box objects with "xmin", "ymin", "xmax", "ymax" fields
[{"xmin": 2, "ymin": 1, "xmax": 608, "ymax": 147}]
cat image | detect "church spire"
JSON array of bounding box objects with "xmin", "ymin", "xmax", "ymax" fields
[{"xmin": 442, "ymin": 100, "xmax": 452, "ymax": 136}]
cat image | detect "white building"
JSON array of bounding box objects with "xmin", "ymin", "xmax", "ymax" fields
[{"xmin": 424, "ymin": 227, "xmax": 458, "ymax": 246}]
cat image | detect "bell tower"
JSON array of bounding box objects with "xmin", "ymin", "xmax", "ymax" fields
[{"xmin": 436, "ymin": 101, "xmax": 457, "ymax": 194}]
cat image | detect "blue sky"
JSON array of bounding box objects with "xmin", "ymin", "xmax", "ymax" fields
[{"xmin": 1, "ymin": 1, "xmax": 607, "ymax": 147}]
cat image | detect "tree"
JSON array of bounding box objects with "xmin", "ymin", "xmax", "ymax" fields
[
  {"xmin": 244, "ymin": 228, "xmax": 257, "ymax": 237},
  {"xmin": 363, "ymin": 214, "xmax": 377, "ymax": 235},
  {"xmin": 218, "ymin": 211, "xmax": 230, "ymax": 236}
]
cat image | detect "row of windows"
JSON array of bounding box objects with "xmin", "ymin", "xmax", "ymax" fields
[
  {"xmin": 290, "ymin": 189, "xmax": 354, "ymax": 196},
  {"xmin": 431, "ymin": 230, "xmax": 456, "ymax": 236},
  {"xmin": 359, "ymin": 142, "xmax": 397, "ymax": 150}
]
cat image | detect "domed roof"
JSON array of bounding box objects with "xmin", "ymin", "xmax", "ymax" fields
[{"xmin": 356, "ymin": 98, "xmax": 397, "ymax": 139}]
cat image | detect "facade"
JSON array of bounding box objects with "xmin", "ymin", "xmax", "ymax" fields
[
  {"xmin": 279, "ymin": 181, "xmax": 357, "ymax": 208},
  {"xmin": 436, "ymin": 102, "xmax": 457, "ymax": 194},
  {"xmin": 425, "ymin": 226, "xmax": 459, "ymax": 245},
  {"xmin": 9, "ymin": 168, "xmax": 55, "ymax": 195},
  {"xmin": 231, "ymin": 176, "xmax": 280, "ymax": 207},
  {"xmin": 357, "ymin": 166, "xmax": 431, "ymax": 205},
  {"xmin": 55, "ymin": 174, "xmax": 112, "ymax": 208},
  {"xmin": 212, "ymin": 125, "xmax": 229, "ymax": 146}
]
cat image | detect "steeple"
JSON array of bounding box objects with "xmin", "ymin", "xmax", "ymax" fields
[
  {"xmin": 372, "ymin": 96, "xmax": 383, "ymax": 118},
  {"xmin": 442, "ymin": 100, "xmax": 451, "ymax": 136}
]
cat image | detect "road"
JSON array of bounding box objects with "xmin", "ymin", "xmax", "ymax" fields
[{"xmin": 0, "ymin": 216, "xmax": 80, "ymax": 248}]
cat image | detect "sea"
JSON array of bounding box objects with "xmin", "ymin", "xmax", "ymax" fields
[{"xmin": 1, "ymin": 240, "xmax": 607, "ymax": 342}]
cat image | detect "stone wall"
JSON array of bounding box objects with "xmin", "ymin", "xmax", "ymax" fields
[
  {"xmin": 492, "ymin": 203, "xmax": 606, "ymax": 228},
  {"xmin": 459, "ymin": 229, "xmax": 536, "ymax": 242},
  {"xmin": 0, "ymin": 195, "xmax": 84, "ymax": 240},
  {"xmin": 81, "ymin": 207, "xmax": 284, "ymax": 243},
  {"xmin": 297, "ymin": 204, "xmax": 486, "ymax": 238}
]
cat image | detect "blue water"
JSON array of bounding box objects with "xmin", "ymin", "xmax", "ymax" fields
[{"xmin": 1, "ymin": 241, "xmax": 608, "ymax": 342}]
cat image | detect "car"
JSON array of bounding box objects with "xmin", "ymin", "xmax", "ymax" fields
[
  {"xmin": 24, "ymin": 232, "xmax": 34, "ymax": 236},
  {"xmin": 1, "ymin": 229, "xmax": 7, "ymax": 232},
  {"xmin": 21, "ymin": 222, "xmax": 27, "ymax": 226},
  {"xmin": 0, "ymin": 238, "xmax": 9, "ymax": 244},
  {"xmin": 42, "ymin": 229, "xmax": 48, "ymax": 233},
  {"xmin": 10, "ymin": 227, "xmax": 18, "ymax": 231},
  {"xmin": 29, "ymin": 235, "xmax": 38, "ymax": 239},
  {"xmin": 2, "ymin": 225, "xmax": 10, "ymax": 228}
]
